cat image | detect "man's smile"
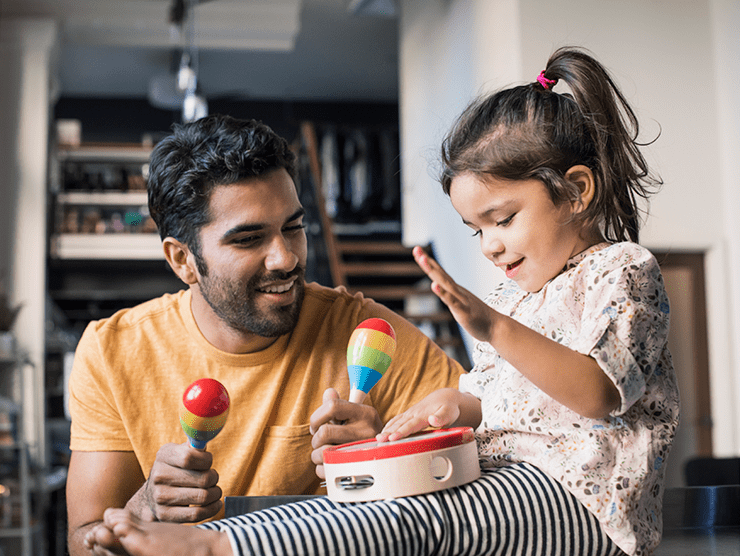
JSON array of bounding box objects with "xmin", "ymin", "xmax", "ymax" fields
[{"xmin": 256, "ymin": 277, "xmax": 297, "ymax": 294}]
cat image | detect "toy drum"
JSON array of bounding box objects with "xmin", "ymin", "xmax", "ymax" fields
[{"xmin": 324, "ymin": 427, "xmax": 480, "ymax": 502}]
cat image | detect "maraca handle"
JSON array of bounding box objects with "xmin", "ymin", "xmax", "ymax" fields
[
  {"xmin": 349, "ymin": 389, "xmax": 367, "ymax": 404},
  {"xmin": 188, "ymin": 438, "xmax": 208, "ymax": 451}
]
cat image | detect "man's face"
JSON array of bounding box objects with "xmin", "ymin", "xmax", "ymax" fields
[{"xmin": 193, "ymin": 169, "xmax": 308, "ymax": 337}]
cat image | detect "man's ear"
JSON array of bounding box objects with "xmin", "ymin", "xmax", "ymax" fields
[
  {"xmin": 565, "ymin": 165, "xmax": 596, "ymax": 214},
  {"xmin": 163, "ymin": 237, "xmax": 199, "ymax": 285}
]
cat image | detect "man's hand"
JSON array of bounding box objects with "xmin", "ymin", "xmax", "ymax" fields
[
  {"xmin": 309, "ymin": 388, "xmax": 383, "ymax": 479},
  {"xmin": 127, "ymin": 442, "xmax": 223, "ymax": 523},
  {"xmin": 68, "ymin": 445, "xmax": 223, "ymax": 555}
]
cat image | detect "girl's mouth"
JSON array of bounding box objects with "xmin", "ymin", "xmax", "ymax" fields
[{"xmin": 505, "ymin": 259, "xmax": 523, "ymax": 279}]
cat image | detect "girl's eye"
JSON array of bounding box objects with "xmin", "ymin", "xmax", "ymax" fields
[
  {"xmin": 496, "ymin": 214, "xmax": 515, "ymax": 227},
  {"xmin": 471, "ymin": 229, "xmax": 482, "ymax": 237}
]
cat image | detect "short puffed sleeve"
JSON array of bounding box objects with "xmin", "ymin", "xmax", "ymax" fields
[
  {"xmin": 569, "ymin": 244, "xmax": 670, "ymax": 415},
  {"xmin": 458, "ymin": 341, "xmax": 502, "ymax": 399}
]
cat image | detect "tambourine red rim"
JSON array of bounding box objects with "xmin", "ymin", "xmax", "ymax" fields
[{"xmin": 324, "ymin": 427, "xmax": 475, "ymax": 464}]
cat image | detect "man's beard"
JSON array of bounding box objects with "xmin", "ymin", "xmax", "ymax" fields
[{"xmin": 199, "ymin": 266, "xmax": 305, "ymax": 338}]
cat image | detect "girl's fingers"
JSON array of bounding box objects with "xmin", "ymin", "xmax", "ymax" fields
[
  {"xmin": 413, "ymin": 247, "xmax": 442, "ymax": 278},
  {"xmin": 414, "ymin": 247, "xmax": 468, "ymax": 303},
  {"xmin": 385, "ymin": 417, "xmax": 429, "ymax": 442},
  {"xmin": 379, "ymin": 409, "xmax": 430, "ymax": 442},
  {"xmin": 433, "ymin": 281, "xmax": 473, "ymax": 316},
  {"xmin": 414, "ymin": 247, "xmax": 452, "ymax": 282}
]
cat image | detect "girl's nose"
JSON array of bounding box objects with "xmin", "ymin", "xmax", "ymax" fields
[
  {"xmin": 265, "ymin": 235, "xmax": 298, "ymax": 272},
  {"xmin": 481, "ymin": 232, "xmax": 504, "ymax": 261}
]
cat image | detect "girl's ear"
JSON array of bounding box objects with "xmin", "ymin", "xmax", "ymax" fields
[
  {"xmin": 565, "ymin": 165, "xmax": 596, "ymax": 214},
  {"xmin": 163, "ymin": 237, "xmax": 199, "ymax": 285}
]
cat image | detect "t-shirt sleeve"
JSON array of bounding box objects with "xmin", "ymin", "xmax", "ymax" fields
[
  {"xmin": 68, "ymin": 321, "xmax": 134, "ymax": 451},
  {"xmin": 569, "ymin": 245, "xmax": 670, "ymax": 416}
]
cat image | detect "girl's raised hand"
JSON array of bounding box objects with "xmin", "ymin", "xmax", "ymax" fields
[{"xmin": 413, "ymin": 246, "xmax": 497, "ymax": 343}]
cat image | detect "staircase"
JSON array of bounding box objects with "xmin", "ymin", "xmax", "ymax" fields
[
  {"xmin": 298, "ymin": 122, "xmax": 470, "ymax": 368},
  {"xmin": 335, "ymin": 235, "xmax": 470, "ymax": 367}
]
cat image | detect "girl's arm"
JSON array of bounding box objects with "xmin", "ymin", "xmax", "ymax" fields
[
  {"xmin": 377, "ymin": 388, "xmax": 482, "ymax": 442},
  {"xmin": 488, "ymin": 314, "xmax": 620, "ymax": 419},
  {"xmin": 413, "ymin": 247, "xmax": 620, "ymax": 420}
]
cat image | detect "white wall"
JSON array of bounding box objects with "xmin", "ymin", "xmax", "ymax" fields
[
  {"xmin": 399, "ymin": 0, "xmax": 739, "ymax": 455},
  {"xmin": 0, "ymin": 18, "xmax": 58, "ymax": 464},
  {"xmin": 710, "ymin": 0, "xmax": 740, "ymax": 455}
]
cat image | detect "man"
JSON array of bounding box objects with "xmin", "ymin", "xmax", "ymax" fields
[{"xmin": 66, "ymin": 115, "xmax": 465, "ymax": 555}]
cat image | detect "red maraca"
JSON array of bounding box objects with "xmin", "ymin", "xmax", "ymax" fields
[{"xmin": 179, "ymin": 378, "xmax": 230, "ymax": 450}]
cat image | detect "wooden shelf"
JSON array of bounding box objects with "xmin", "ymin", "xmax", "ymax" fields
[
  {"xmin": 338, "ymin": 241, "xmax": 415, "ymax": 255},
  {"xmin": 339, "ymin": 261, "xmax": 425, "ymax": 277},
  {"xmin": 57, "ymin": 143, "xmax": 152, "ymax": 163},
  {"xmin": 57, "ymin": 191, "xmax": 148, "ymax": 205},
  {"xmin": 50, "ymin": 234, "xmax": 163, "ymax": 260}
]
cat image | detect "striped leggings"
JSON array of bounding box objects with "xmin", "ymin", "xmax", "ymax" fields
[{"xmin": 200, "ymin": 463, "xmax": 626, "ymax": 556}]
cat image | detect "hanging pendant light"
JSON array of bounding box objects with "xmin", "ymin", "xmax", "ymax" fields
[{"xmin": 178, "ymin": 0, "xmax": 208, "ymax": 122}]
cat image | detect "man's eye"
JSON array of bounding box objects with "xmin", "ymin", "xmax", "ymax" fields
[
  {"xmin": 285, "ymin": 223, "xmax": 307, "ymax": 233},
  {"xmin": 497, "ymin": 214, "xmax": 515, "ymax": 227},
  {"xmin": 234, "ymin": 235, "xmax": 260, "ymax": 245}
]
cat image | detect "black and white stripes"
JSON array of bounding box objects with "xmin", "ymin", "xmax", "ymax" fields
[{"xmin": 200, "ymin": 463, "xmax": 626, "ymax": 556}]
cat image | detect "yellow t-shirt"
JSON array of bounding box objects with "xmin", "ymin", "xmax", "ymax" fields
[{"xmin": 69, "ymin": 282, "xmax": 465, "ymax": 516}]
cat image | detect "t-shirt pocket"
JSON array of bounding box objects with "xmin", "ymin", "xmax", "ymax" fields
[{"xmin": 252, "ymin": 424, "xmax": 321, "ymax": 495}]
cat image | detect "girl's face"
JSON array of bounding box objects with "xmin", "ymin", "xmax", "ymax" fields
[{"xmin": 449, "ymin": 172, "xmax": 594, "ymax": 293}]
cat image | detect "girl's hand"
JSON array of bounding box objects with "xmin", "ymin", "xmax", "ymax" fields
[
  {"xmin": 377, "ymin": 389, "xmax": 480, "ymax": 442},
  {"xmin": 413, "ymin": 246, "xmax": 498, "ymax": 343}
]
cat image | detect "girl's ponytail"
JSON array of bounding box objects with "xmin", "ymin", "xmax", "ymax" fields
[
  {"xmin": 542, "ymin": 47, "xmax": 660, "ymax": 242},
  {"xmin": 441, "ymin": 46, "xmax": 661, "ymax": 243}
]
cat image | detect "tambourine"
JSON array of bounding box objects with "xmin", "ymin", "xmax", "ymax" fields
[{"xmin": 324, "ymin": 427, "xmax": 480, "ymax": 502}]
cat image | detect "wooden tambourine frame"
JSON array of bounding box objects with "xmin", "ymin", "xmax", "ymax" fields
[{"xmin": 323, "ymin": 427, "xmax": 480, "ymax": 502}]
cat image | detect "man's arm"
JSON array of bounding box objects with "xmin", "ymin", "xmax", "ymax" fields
[
  {"xmin": 68, "ymin": 443, "xmax": 224, "ymax": 555},
  {"xmin": 67, "ymin": 451, "xmax": 146, "ymax": 556}
]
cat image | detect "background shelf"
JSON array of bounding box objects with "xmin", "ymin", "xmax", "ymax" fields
[{"xmin": 50, "ymin": 233, "xmax": 163, "ymax": 260}]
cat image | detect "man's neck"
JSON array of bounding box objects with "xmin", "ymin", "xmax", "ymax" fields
[{"xmin": 189, "ymin": 290, "xmax": 279, "ymax": 354}]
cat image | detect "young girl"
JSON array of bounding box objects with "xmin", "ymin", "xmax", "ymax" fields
[{"xmin": 86, "ymin": 46, "xmax": 678, "ymax": 556}]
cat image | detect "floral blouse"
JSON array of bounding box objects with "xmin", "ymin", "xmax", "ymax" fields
[{"xmin": 459, "ymin": 242, "xmax": 679, "ymax": 556}]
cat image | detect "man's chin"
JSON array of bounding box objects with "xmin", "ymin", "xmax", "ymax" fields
[
  {"xmin": 252, "ymin": 297, "xmax": 303, "ymax": 337},
  {"xmin": 248, "ymin": 314, "xmax": 299, "ymax": 338}
]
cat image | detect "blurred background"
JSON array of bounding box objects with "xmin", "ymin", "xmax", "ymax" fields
[{"xmin": 0, "ymin": 0, "xmax": 738, "ymax": 554}]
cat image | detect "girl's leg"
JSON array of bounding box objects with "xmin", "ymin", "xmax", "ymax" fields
[
  {"xmin": 209, "ymin": 496, "xmax": 340, "ymax": 527},
  {"xmin": 201, "ymin": 463, "xmax": 625, "ymax": 556}
]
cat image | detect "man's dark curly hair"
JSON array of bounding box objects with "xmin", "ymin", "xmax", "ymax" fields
[{"xmin": 147, "ymin": 114, "xmax": 297, "ymax": 262}]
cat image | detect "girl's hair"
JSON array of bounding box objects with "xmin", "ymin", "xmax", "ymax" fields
[{"xmin": 440, "ymin": 46, "xmax": 661, "ymax": 243}]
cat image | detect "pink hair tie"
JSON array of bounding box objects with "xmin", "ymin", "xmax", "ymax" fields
[{"xmin": 537, "ymin": 71, "xmax": 558, "ymax": 90}]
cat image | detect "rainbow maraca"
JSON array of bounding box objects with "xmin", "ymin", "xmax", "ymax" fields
[
  {"xmin": 347, "ymin": 318, "xmax": 396, "ymax": 404},
  {"xmin": 179, "ymin": 378, "xmax": 230, "ymax": 450}
]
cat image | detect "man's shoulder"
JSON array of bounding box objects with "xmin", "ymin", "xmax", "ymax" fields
[
  {"xmin": 302, "ymin": 282, "xmax": 368, "ymax": 311},
  {"xmin": 86, "ymin": 289, "xmax": 188, "ymax": 335},
  {"xmin": 300, "ymin": 282, "xmax": 406, "ymax": 323},
  {"xmin": 296, "ymin": 282, "xmax": 403, "ymax": 339}
]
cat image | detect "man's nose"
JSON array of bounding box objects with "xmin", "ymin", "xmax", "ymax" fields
[{"xmin": 265, "ymin": 235, "xmax": 298, "ymax": 271}]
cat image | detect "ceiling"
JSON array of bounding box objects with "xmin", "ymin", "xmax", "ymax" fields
[{"xmin": 1, "ymin": 0, "xmax": 400, "ymax": 102}]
